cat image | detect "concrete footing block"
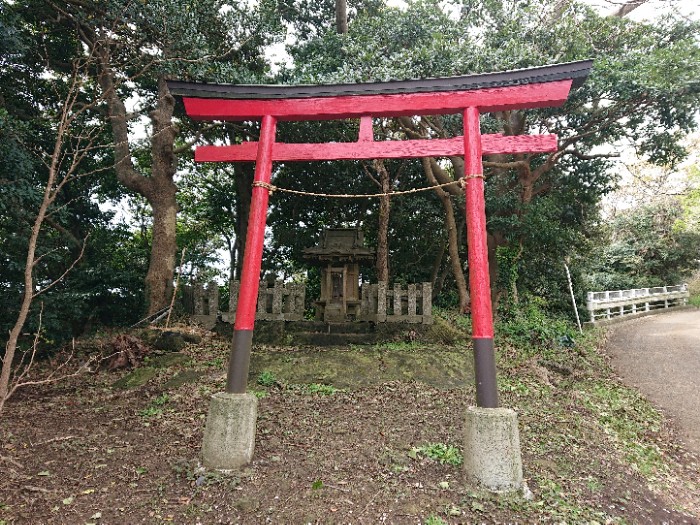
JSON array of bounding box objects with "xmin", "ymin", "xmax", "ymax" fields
[
  {"xmin": 463, "ymin": 406, "xmax": 523, "ymax": 493},
  {"xmin": 202, "ymin": 392, "xmax": 258, "ymax": 470}
]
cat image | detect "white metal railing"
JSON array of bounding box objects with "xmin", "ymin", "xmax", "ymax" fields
[{"xmin": 586, "ymin": 284, "xmax": 689, "ymax": 323}]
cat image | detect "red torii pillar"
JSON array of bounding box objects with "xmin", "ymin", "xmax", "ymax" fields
[{"xmin": 168, "ymin": 59, "xmax": 592, "ymax": 473}]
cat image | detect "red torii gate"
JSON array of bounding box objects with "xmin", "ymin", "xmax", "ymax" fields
[{"xmin": 168, "ymin": 60, "xmax": 592, "ymax": 409}]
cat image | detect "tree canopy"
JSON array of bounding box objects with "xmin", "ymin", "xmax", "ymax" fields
[{"xmin": 266, "ymin": 0, "xmax": 700, "ymax": 310}]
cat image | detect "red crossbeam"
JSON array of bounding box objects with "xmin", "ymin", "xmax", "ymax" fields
[
  {"xmin": 183, "ymin": 80, "xmax": 572, "ymax": 121},
  {"xmin": 196, "ymin": 133, "xmax": 557, "ymax": 162}
]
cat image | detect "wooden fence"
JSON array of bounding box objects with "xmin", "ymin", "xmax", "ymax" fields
[
  {"xmin": 360, "ymin": 282, "xmax": 433, "ymax": 324},
  {"xmin": 586, "ymin": 284, "xmax": 689, "ymax": 323},
  {"xmin": 185, "ymin": 280, "xmax": 433, "ymax": 325},
  {"xmin": 182, "ymin": 281, "xmax": 220, "ymax": 328},
  {"xmin": 235, "ymin": 280, "xmax": 306, "ymax": 322}
]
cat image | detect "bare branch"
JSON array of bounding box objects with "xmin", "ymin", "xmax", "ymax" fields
[
  {"xmin": 483, "ymin": 159, "xmax": 531, "ymax": 171},
  {"xmin": 32, "ymin": 246, "xmax": 63, "ymax": 266},
  {"xmin": 8, "ymin": 302, "xmax": 45, "ymax": 393},
  {"xmin": 0, "ymin": 455, "xmax": 23, "ymax": 469},
  {"xmin": 22, "ymin": 486, "xmax": 54, "ymax": 495},
  {"xmin": 174, "ymin": 122, "xmax": 220, "ymax": 154},
  {"xmin": 563, "ymin": 149, "xmax": 621, "ymax": 161},
  {"xmin": 30, "ymin": 435, "xmax": 78, "ymax": 447},
  {"xmin": 610, "ymin": 0, "xmax": 648, "ymax": 18},
  {"xmin": 33, "ymin": 234, "xmax": 89, "ymax": 298},
  {"xmin": 362, "ymin": 162, "xmax": 381, "ymax": 188},
  {"xmin": 165, "ymin": 247, "xmax": 187, "ymax": 328}
]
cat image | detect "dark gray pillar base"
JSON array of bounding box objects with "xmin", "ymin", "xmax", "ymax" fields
[
  {"xmin": 227, "ymin": 330, "xmax": 253, "ymax": 393},
  {"xmin": 473, "ymin": 337, "xmax": 499, "ymax": 408}
]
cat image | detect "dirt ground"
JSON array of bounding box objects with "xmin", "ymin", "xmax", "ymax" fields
[{"xmin": 2, "ymin": 328, "xmax": 700, "ymax": 524}]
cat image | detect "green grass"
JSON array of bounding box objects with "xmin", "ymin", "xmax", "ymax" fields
[
  {"xmin": 256, "ymin": 370, "xmax": 277, "ymax": 387},
  {"xmin": 424, "ymin": 516, "xmax": 448, "ymax": 525},
  {"xmin": 250, "ymin": 389, "xmax": 268, "ymax": 399},
  {"xmin": 138, "ymin": 393, "xmax": 170, "ymax": 418},
  {"xmin": 579, "ymin": 381, "xmax": 666, "ymax": 476},
  {"xmin": 138, "ymin": 406, "xmax": 163, "ymax": 418},
  {"xmin": 374, "ymin": 340, "xmax": 421, "ymax": 351},
  {"xmin": 409, "ymin": 443, "xmax": 463, "ymax": 466}
]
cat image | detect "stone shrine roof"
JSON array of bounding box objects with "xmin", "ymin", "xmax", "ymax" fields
[{"xmin": 303, "ymin": 228, "xmax": 375, "ymax": 264}]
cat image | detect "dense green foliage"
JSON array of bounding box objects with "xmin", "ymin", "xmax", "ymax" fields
[
  {"xmin": 586, "ymin": 198, "xmax": 700, "ymax": 291},
  {"xmin": 0, "ymin": 0, "xmax": 275, "ymax": 347},
  {"xmin": 0, "ymin": 6, "xmax": 149, "ymax": 345}
]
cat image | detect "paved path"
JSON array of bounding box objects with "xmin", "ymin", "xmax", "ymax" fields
[{"xmin": 605, "ymin": 309, "xmax": 700, "ymax": 454}]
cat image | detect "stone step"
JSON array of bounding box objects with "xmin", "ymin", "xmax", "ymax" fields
[
  {"xmin": 291, "ymin": 332, "xmax": 379, "ymax": 346},
  {"xmin": 215, "ymin": 319, "xmax": 431, "ymax": 345},
  {"xmin": 284, "ymin": 321, "xmax": 376, "ymax": 335}
]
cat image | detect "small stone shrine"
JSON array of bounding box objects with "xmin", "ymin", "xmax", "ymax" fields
[{"xmin": 303, "ymin": 228, "xmax": 374, "ymax": 322}]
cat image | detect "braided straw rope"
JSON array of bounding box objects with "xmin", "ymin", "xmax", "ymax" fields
[{"xmin": 252, "ymin": 174, "xmax": 484, "ymax": 198}]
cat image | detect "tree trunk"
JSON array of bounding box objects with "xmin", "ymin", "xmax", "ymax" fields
[
  {"xmin": 0, "ymin": 182, "xmax": 48, "ymax": 414},
  {"xmin": 611, "ymin": 0, "xmax": 648, "ymax": 17},
  {"xmin": 336, "ymin": 0, "xmax": 348, "ymax": 34},
  {"xmin": 233, "ymin": 162, "xmax": 254, "ymax": 281},
  {"xmin": 422, "ymin": 158, "xmax": 469, "ymax": 312},
  {"xmin": 145, "ymin": 189, "xmax": 178, "ymax": 313},
  {"xmin": 374, "ymin": 160, "xmax": 390, "ymax": 282},
  {"xmin": 487, "ymin": 232, "xmax": 505, "ymax": 310},
  {"xmin": 396, "ymin": 118, "xmax": 471, "ymax": 309},
  {"xmin": 1, "ymin": 96, "xmax": 70, "ymax": 413},
  {"xmin": 223, "ymin": 228, "xmax": 237, "ymax": 285},
  {"xmin": 430, "ymin": 240, "xmax": 447, "ymax": 286},
  {"xmin": 143, "ymin": 79, "xmax": 179, "ymax": 314},
  {"xmin": 433, "ymin": 260, "xmax": 451, "ymax": 300},
  {"xmin": 97, "ymin": 49, "xmax": 179, "ymax": 315}
]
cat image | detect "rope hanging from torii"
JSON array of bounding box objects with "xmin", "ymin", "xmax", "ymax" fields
[{"xmin": 251, "ymin": 174, "xmax": 485, "ymax": 198}]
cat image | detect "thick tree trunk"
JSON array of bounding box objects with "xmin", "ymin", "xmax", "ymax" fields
[
  {"xmin": 145, "ymin": 189, "xmax": 178, "ymax": 313},
  {"xmin": 374, "ymin": 160, "xmax": 390, "ymax": 282},
  {"xmin": 233, "ymin": 163, "xmax": 254, "ymax": 281},
  {"xmin": 143, "ymin": 78, "xmax": 179, "ymax": 314},
  {"xmin": 97, "ymin": 49, "xmax": 179, "ymax": 315},
  {"xmin": 422, "ymin": 158, "xmax": 469, "ymax": 312}
]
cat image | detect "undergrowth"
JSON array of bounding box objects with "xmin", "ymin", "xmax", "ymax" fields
[
  {"xmin": 497, "ymin": 295, "xmax": 578, "ymax": 353},
  {"xmin": 409, "ymin": 443, "xmax": 463, "ymax": 466},
  {"xmin": 3, "ymin": 304, "xmax": 699, "ymax": 524}
]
